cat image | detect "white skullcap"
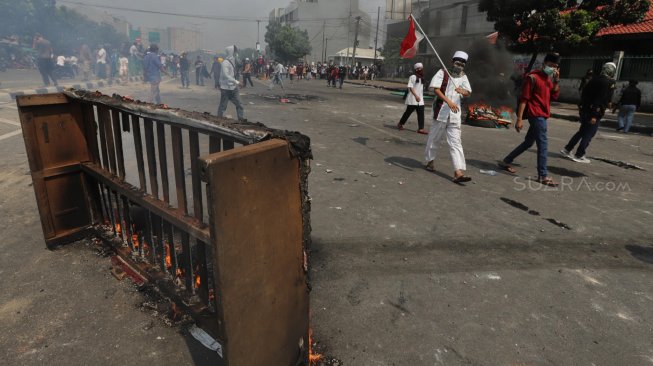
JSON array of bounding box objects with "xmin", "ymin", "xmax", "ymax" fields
[
  {"xmin": 453, "ymin": 51, "xmax": 469, "ymax": 61},
  {"xmin": 414, "ymin": 62, "xmax": 423, "ymax": 69}
]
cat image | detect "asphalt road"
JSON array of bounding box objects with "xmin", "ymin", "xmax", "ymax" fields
[{"xmin": 1, "ymin": 76, "xmax": 652, "ymax": 365}]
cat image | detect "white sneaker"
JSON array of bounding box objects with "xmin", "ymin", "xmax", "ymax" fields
[
  {"xmin": 571, "ymin": 155, "xmax": 591, "ymax": 164},
  {"xmin": 560, "ymin": 148, "xmax": 571, "ymax": 158}
]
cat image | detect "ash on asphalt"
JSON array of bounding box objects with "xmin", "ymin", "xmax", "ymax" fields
[{"xmin": 258, "ymin": 93, "xmax": 324, "ymax": 102}]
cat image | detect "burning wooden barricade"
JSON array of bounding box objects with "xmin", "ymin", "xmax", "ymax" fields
[
  {"xmin": 16, "ymin": 90, "xmax": 314, "ymax": 366},
  {"xmin": 465, "ymin": 101, "xmax": 514, "ymax": 129}
]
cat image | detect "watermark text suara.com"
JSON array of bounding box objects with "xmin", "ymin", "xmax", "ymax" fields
[{"xmin": 514, "ymin": 177, "xmax": 632, "ymax": 192}]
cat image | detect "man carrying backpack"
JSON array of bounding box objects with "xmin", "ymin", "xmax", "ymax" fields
[{"xmin": 499, "ymin": 53, "xmax": 561, "ymax": 187}]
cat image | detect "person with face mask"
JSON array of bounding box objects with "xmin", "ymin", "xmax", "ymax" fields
[
  {"xmin": 424, "ymin": 51, "xmax": 473, "ymax": 183},
  {"xmin": 499, "ymin": 53, "xmax": 561, "ymax": 187},
  {"xmin": 218, "ymin": 45, "xmax": 245, "ymax": 121},
  {"xmin": 560, "ymin": 62, "xmax": 617, "ymax": 163},
  {"xmin": 397, "ymin": 63, "xmax": 427, "ymax": 134}
]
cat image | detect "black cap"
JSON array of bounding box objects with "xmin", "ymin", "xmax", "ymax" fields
[{"xmin": 544, "ymin": 53, "xmax": 560, "ymax": 64}]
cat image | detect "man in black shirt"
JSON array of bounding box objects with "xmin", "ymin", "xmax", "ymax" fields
[
  {"xmin": 616, "ymin": 80, "xmax": 641, "ymax": 133},
  {"xmin": 338, "ymin": 64, "xmax": 347, "ymax": 89},
  {"xmin": 179, "ymin": 53, "xmax": 190, "ymax": 88},
  {"xmin": 561, "ymin": 62, "xmax": 616, "ymax": 164}
]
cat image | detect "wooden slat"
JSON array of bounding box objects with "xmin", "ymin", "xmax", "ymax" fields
[
  {"xmin": 80, "ymin": 162, "xmax": 210, "ymax": 244},
  {"xmin": 196, "ymin": 240, "xmax": 210, "ymax": 304},
  {"xmin": 170, "ymin": 126, "xmax": 187, "ymax": 215},
  {"xmin": 111, "ymin": 109, "xmax": 126, "ymax": 179},
  {"xmin": 151, "ymin": 214, "xmax": 166, "ymax": 273},
  {"xmin": 143, "ymin": 118, "xmax": 159, "ymax": 198},
  {"xmin": 82, "ymin": 104, "xmax": 100, "ymax": 165},
  {"xmin": 156, "ymin": 122, "xmax": 170, "ymax": 204},
  {"xmin": 209, "ymin": 136, "xmax": 221, "ymax": 154},
  {"xmin": 181, "ymin": 232, "xmax": 193, "ymax": 293},
  {"xmin": 131, "ymin": 115, "xmax": 148, "ymax": 191},
  {"xmin": 97, "ymin": 107, "xmax": 110, "ymax": 171},
  {"xmin": 121, "ymin": 195, "xmax": 134, "ymax": 252},
  {"xmin": 145, "ymin": 210, "xmax": 156, "ymax": 264},
  {"xmin": 166, "ymin": 222, "xmax": 178, "ymax": 277},
  {"xmin": 189, "ymin": 131, "xmax": 203, "ymax": 220},
  {"xmin": 98, "ymin": 106, "xmax": 117, "ymax": 175}
]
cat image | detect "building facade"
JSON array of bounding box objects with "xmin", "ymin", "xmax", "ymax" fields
[{"xmin": 270, "ymin": 0, "xmax": 388, "ymax": 63}]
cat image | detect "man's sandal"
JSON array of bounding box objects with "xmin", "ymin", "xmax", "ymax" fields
[
  {"xmin": 537, "ymin": 177, "xmax": 558, "ymax": 187},
  {"xmin": 498, "ymin": 161, "xmax": 517, "ymax": 174}
]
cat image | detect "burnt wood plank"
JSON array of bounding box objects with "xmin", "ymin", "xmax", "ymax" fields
[
  {"xmin": 96, "ymin": 106, "xmax": 110, "ymax": 171},
  {"xmin": 131, "ymin": 115, "xmax": 148, "ymax": 191},
  {"xmin": 82, "ymin": 104, "xmax": 100, "ymax": 165},
  {"xmin": 189, "ymin": 131, "xmax": 202, "ymax": 220},
  {"xmin": 181, "ymin": 232, "xmax": 193, "ymax": 294},
  {"xmin": 223, "ymin": 139, "xmax": 235, "ymax": 151},
  {"xmin": 98, "ymin": 106, "xmax": 117, "ymax": 175},
  {"xmin": 170, "ymin": 126, "xmax": 187, "ymax": 215},
  {"xmin": 156, "ymin": 122, "xmax": 170, "ymax": 203},
  {"xmin": 143, "ymin": 118, "xmax": 159, "ymax": 198},
  {"xmin": 111, "ymin": 109, "xmax": 126, "ymax": 179}
]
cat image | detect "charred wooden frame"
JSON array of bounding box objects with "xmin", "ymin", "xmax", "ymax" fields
[{"xmin": 17, "ymin": 90, "xmax": 313, "ymax": 366}]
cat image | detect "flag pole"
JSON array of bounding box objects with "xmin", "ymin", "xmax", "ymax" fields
[{"xmin": 410, "ymin": 14, "xmax": 458, "ymax": 88}]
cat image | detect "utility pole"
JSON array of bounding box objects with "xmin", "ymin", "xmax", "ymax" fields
[
  {"xmin": 256, "ymin": 20, "xmax": 261, "ymax": 54},
  {"xmin": 352, "ymin": 16, "xmax": 361, "ymax": 69},
  {"xmin": 373, "ymin": 6, "xmax": 380, "ymax": 66},
  {"xmin": 325, "ymin": 38, "xmax": 329, "ymax": 62},
  {"xmin": 321, "ymin": 21, "xmax": 326, "ymax": 63},
  {"xmin": 346, "ymin": 0, "xmax": 352, "ymax": 65}
]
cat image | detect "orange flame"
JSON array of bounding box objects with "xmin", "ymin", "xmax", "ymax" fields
[
  {"xmin": 176, "ymin": 268, "xmax": 183, "ymax": 277},
  {"xmin": 165, "ymin": 243, "xmax": 172, "ymax": 269},
  {"xmin": 309, "ymin": 328, "xmax": 322, "ymax": 364},
  {"xmin": 132, "ymin": 234, "xmax": 139, "ymax": 250},
  {"xmin": 116, "ymin": 223, "xmax": 122, "ymax": 235},
  {"xmin": 195, "ymin": 274, "xmax": 201, "ymax": 289}
]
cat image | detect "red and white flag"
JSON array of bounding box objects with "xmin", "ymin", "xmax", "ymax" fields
[{"xmin": 399, "ymin": 16, "xmax": 424, "ymax": 59}]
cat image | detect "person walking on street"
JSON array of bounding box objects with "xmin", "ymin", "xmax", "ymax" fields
[
  {"xmin": 424, "ymin": 51, "xmax": 473, "ymax": 183},
  {"xmin": 195, "ymin": 56, "xmax": 205, "ymax": 86},
  {"xmin": 33, "ymin": 34, "xmax": 57, "ymax": 86},
  {"xmin": 268, "ymin": 61, "xmax": 285, "ymax": 90},
  {"xmin": 210, "ymin": 57, "xmax": 221, "ymax": 89},
  {"xmin": 499, "ymin": 53, "xmax": 561, "ymax": 186},
  {"xmin": 96, "ymin": 44, "xmax": 107, "ymax": 79},
  {"xmin": 561, "ymin": 62, "xmax": 617, "ymax": 163},
  {"xmin": 179, "ymin": 53, "xmax": 190, "ymax": 88},
  {"xmin": 143, "ymin": 44, "xmax": 167, "ymax": 104},
  {"xmin": 217, "ymin": 45, "xmax": 245, "ymax": 121},
  {"xmin": 79, "ymin": 43, "xmax": 93, "ymax": 81},
  {"xmin": 397, "ymin": 63, "xmax": 427, "ymax": 134},
  {"xmin": 242, "ymin": 59, "xmax": 254, "ymax": 88},
  {"xmin": 338, "ymin": 64, "xmax": 347, "ymax": 89},
  {"xmin": 615, "ymin": 80, "xmax": 641, "ymax": 133}
]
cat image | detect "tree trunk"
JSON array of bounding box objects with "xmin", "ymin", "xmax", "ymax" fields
[{"xmin": 526, "ymin": 52, "xmax": 538, "ymax": 73}]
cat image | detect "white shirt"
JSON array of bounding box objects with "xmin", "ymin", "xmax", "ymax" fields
[
  {"xmin": 69, "ymin": 56, "xmax": 77, "ymax": 65},
  {"xmin": 429, "ymin": 70, "xmax": 472, "ymax": 123},
  {"xmin": 405, "ymin": 75, "xmax": 424, "ymax": 106},
  {"xmin": 129, "ymin": 45, "xmax": 138, "ymax": 56},
  {"xmin": 119, "ymin": 57, "xmax": 128, "ymax": 69},
  {"xmin": 56, "ymin": 55, "xmax": 65, "ymax": 66},
  {"xmin": 97, "ymin": 48, "xmax": 106, "ymax": 64}
]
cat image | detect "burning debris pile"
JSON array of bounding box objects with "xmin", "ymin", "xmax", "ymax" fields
[{"xmin": 465, "ymin": 102, "xmax": 514, "ymax": 128}]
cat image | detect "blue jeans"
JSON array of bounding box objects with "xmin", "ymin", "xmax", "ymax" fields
[
  {"xmin": 503, "ymin": 117, "xmax": 549, "ymax": 178},
  {"xmin": 217, "ymin": 89, "xmax": 245, "ymax": 121},
  {"xmin": 565, "ymin": 110, "xmax": 600, "ymax": 158},
  {"xmin": 618, "ymin": 104, "xmax": 636, "ymax": 132},
  {"xmin": 180, "ymin": 70, "xmax": 189, "ymax": 87}
]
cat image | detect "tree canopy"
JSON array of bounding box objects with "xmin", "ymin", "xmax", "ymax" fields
[
  {"xmin": 0, "ymin": 0, "xmax": 128, "ymax": 52},
  {"xmin": 264, "ymin": 21, "xmax": 312, "ymax": 63},
  {"xmin": 478, "ymin": 0, "xmax": 651, "ymax": 69}
]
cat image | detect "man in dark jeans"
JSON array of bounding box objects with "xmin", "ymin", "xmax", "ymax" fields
[
  {"xmin": 615, "ymin": 79, "xmax": 641, "ymax": 133},
  {"xmin": 33, "ymin": 34, "xmax": 57, "ymax": 86},
  {"xmin": 195, "ymin": 56, "xmax": 205, "ymax": 86},
  {"xmin": 499, "ymin": 53, "xmax": 561, "ymax": 187},
  {"xmin": 179, "ymin": 53, "xmax": 190, "ymax": 88},
  {"xmin": 561, "ymin": 62, "xmax": 616, "ymax": 163}
]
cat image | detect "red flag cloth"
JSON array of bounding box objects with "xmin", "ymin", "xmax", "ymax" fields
[{"xmin": 400, "ymin": 17, "xmax": 424, "ymax": 59}]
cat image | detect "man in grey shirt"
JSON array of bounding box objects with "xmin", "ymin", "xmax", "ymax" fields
[{"xmin": 217, "ymin": 45, "xmax": 245, "ymax": 121}]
